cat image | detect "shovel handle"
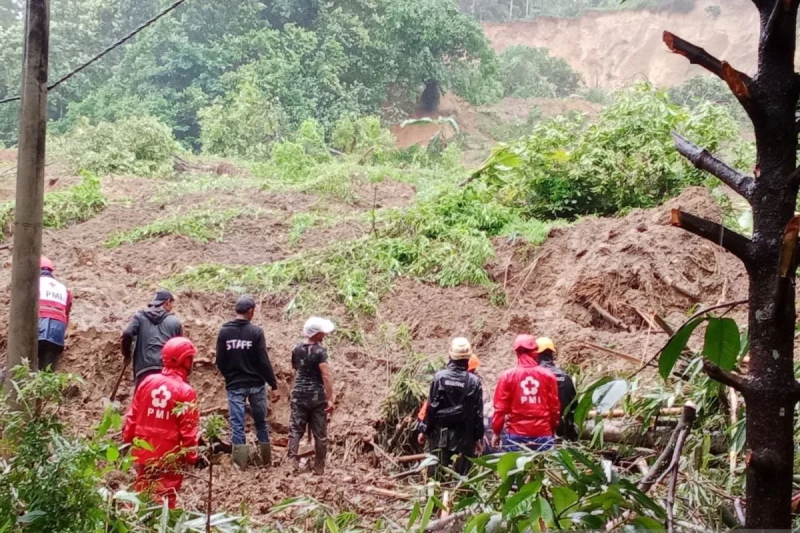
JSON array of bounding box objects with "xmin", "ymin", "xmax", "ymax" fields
[{"xmin": 109, "ymin": 360, "xmax": 129, "ymax": 402}]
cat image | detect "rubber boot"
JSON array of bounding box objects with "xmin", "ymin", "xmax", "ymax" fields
[
  {"xmin": 312, "ymin": 460, "xmax": 325, "ymax": 476},
  {"xmin": 232, "ymin": 444, "xmax": 249, "ymax": 470},
  {"xmin": 257, "ymin": 442, "xmax": 272, "ymax": 468}
]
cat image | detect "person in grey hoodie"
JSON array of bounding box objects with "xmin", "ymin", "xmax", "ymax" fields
[{"xmin": 121, "ymin": 289, "xmax": 183, "ymax": 387}]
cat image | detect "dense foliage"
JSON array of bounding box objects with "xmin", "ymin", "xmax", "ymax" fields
[
  {"xmin": 499, "ymin": 45, "xmax": 583, "ymax": 98},
  {"xmin": 476, "ymin": 84, "xmax": 743, "ymax": 219},
  {"xmin": 459, "ymin": 0, "xmax": 696, "ymax": 22},
  {"xmin": 0, "ymin": 0, "xmax": 497, "ymax": 148}
]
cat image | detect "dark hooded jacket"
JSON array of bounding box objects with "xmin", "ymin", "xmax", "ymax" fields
[
  {"xmin": 423, "ymin": 360, "xmax": 484, "ymax": 455},
  {"xmin": 539, "ymin": 356, "xmax": 579, "ymax": 441},
  {"xmin": 122, "ymin": 306, "xmax": 183, "ymax": 380}
]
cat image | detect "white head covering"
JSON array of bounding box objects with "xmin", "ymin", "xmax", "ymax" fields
[
  {"xmin": 449, "ymin": 337, "xmax": 473, "ymax": 361},
  {"xmin": 303, "ymin": 317, "xmax": 335, "ymax": 338}
]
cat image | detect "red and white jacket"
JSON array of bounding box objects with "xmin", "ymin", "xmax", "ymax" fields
[
  {"xmin": 123, "ymin": 366, "xmax": 199, "ymax": 468},
  {"xmin": 39, "ymin": 273, "xmax": 72, "ymax": 324},
  {"xmin": 492, "ymin": 353, "xmax": 561, "ymax": 439}
]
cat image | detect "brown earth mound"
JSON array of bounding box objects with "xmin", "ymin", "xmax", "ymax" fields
[{"xmin": 0, "ymin": 180, "xmax": 746, "ymax": 524}]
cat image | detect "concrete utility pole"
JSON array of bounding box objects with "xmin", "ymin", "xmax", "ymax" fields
[{"xmin": 6, "ymin": 0, "xmax": 50, "ymax": 382}]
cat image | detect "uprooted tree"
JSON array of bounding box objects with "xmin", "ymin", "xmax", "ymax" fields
[{"xmin": 661, "ymin": 1, "xmax": 800, "ymax": 528}]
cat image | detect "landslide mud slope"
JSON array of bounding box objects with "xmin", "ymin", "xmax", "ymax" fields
[
  {"xmin": 483, "ymin": 0, "xmax": 759, "ymax": 88},
  {"xmin": 0, "ymin": 161, "xmax": 745, "ymax": 522}
]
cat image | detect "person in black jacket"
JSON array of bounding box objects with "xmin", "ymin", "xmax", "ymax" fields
[
  {"xmin": 418, "ymin": 337, "xmax": 484, "ymax": 478},
  {"xmin": 121, "ymin": 289, "xmax": 183, "ymax": 387},
  {"xmin": 216, "ymin": 296, "xmax": 278, "ymax": 470},
  {"xmin": 536, "ymin": 337, "xmax": 579, "ymax": 441}
]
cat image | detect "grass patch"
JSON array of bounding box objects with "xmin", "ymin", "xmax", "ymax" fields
[
  {"xmin": 0, "ymin": 170, "xmax": 107, "ymax": 242},
  {"xmin": 106, "ymin": 208, "xmax": 245, "ymax": 248},
  {"xmin": 151, "ymin": 173, "xmax": 262, "ymax": 203}
]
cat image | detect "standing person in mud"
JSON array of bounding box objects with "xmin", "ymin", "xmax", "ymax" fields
[
  {"xmin": 123, "ymin": 337, "xmax": 200, "ymax": 508},
  {"xmin": 121, "ymin": 289, "xmax": 183, "ymax": 387},
  {"xmin": 287, "ymin": 317, "xmax": 335, "ymax": 475},
  {"xmin": 492, "ymin": 334, "xmax": 560, "ymax": 452},
  {"xmin": 37, "ymin": 256, "xmax": 73, "ymax": 371},
  {"xmin": 216, "ymin": 296, "xmax": 279, "ymax": 470},
  {"xmin": 536, "ymin": 337, "xmax": 579, "ymax": 441},
  {"xmin": 418, "ymin": 338, "xmax": 484, "ymax": 478}
]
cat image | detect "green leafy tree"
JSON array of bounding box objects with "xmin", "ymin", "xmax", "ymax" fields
[{"xmin": 499, "ymin": 45, "xmax": 583, "ymax": 98}]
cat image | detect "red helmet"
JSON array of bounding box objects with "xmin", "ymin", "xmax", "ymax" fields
[
  {"xmin": 40, "ymin": 256, "xmax": 54, "ymax": 271},
  {"xmin": 162, "ymin": 337, "xmax": 196, "ymax": 371},
  {"xmin": 513, "ymin": 334, "xmax": 538, "ymax": 353}
]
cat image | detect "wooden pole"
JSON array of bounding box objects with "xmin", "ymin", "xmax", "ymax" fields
[{"xmin": 5, "ymin": 0, "xmax": 50, "ymax": 386}]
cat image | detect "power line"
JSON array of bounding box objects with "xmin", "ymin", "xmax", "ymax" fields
[{"xmin": 0, "ymin": 0, "xmax": 189, "ymax": 106}]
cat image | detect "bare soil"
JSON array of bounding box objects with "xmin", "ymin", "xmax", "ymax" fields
[{"xmin": 0, "ymin": 170, "xmax": 746, "ymax": 525}]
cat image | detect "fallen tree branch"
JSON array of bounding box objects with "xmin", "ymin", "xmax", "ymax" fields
[
  {"xmin": 396, "ymin": 453, "xmax": 428, "ymax": 464},
  {"xmin": 653, "ymin": 314, "xmax": 675, "ymax": 336},
  {"xmin": 666, "ymin": 409, "xmax": 695, "ymax": 533},
  {"xmin": 589, "ymin": 302, "xmax": 632, "ymax": 331},
  {"xmin": 369, "ymin": 439, "xmax": 400, "ymax": 468},
  {"xmin": 672, "ymin": 133, "xmax": 754, "ymax": 201},
  {"xmin": 583, "ymin": 342, "xmax": 641, "ymax": 364},
  {"xmin": 703, "ymin": 360, "xmax": 748, "ymax": 394},
  {"xmin": 358, "ymin": 486, "xmax": 411, "ymax": 500},
  {"xmin": 670, "ymin": 209, "xmax": 752, "ymax": 266},
  {"xmin": 425, "ymin": 510, "xmax": 470, "ymax": 531}
]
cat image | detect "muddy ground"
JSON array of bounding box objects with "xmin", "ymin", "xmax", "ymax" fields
[{"xmin": 0, "ymin": 158, "xmax": 747, "ymax": 525}]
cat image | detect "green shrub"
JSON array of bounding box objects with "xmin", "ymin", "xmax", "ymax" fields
[
  {"xmin": 499, "ymin": 46, "xmax": 583, "ymax": 98},
  {"xmin": 198, "ymin": 79, "xmax": 287, "ymax": 159},
  {"xmin": 477, "ymin": 83, "xmax": 742, "ymax": 219},
  {"xmin": 106, "ymin": 208, "xmax": 245, "ymax": 247},
  {"xmin": 0, "ymin": 171, "xmax": 109, "ymax": 241},
  {"xmin": 42, "ymin": 171, "xmax": 108, "ymax": 229},
  {"xmin": 53, "ymin": 115, "xmax": 178, "ymax": 177},
  {"xmin": 330, "ymin": 116, "xmax": 395, "ymax": 160},
  {"xmin": 669, "ymin": 76, "xmax": 746, "ymax": 122}
]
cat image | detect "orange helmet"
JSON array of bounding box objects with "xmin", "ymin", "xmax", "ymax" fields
[
  {"xmin": 468, "ymin": 354, "xmax": 480, "ymax": 372},
  {"xmin": 162, "ymin": 337, "xmax": 196, "ymax": 371},
  {"xmin": 40, "ymin": 256, "xmax": 54, "ymax": 271}
]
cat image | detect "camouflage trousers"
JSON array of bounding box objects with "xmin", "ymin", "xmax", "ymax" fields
[{"xmin": 287, "ymin": 397, "xmax": 328, "ymax": 470}]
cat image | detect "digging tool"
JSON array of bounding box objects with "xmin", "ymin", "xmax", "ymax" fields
[{"xmin": 102, "ymin": 360, "xmax": 129, "ymax": 410}]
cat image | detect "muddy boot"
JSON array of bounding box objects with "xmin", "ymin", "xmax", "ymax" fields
[
  {"xmin": 312, "ymin": 460, "xmax": 325, "ymax": 476},
  {"xmin": 257, "ymin": 442, "xmax": 272, "ymax": 468},
  {"xmin": 232, "ymin": 444, "xmax": 249, "ymax": 470}
]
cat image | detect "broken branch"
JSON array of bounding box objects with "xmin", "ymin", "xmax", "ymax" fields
[
  {"xmin": 670, "ymin": 209, "xmax": 752, "ymax": 266},
  {"xmin": 589, "ymin": 302, "xmax": 632, "ymax": 331},
  {"xmin": 663, "ymin": 32, "xmax": 753, "ymax": 106},
  {"xmin": 703, "ymin": 360, "xmax": 748, "ymax": 394},
  {"xmin": 672, "ymin": 132, "xmax": 754, "ymax": 201},
  {"xmin": 358, "ymin": 486, "xmax": 412, "ymax": 500},
  {"xmin": 582, "ymin": 342, "xmax": 641, "ymax": 364}
]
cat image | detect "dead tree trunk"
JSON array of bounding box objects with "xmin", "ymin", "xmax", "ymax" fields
[{"xmin": 662, "ymin": 2, "xmax": 800, "ymax": 528}]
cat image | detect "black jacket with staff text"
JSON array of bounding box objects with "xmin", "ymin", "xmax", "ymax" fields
[{"xmin": 216, "ymin": 318, "xmax": 277, "ymax": 391}]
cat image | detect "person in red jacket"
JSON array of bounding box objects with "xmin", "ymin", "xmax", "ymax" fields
[
  {"xmin": 38, "ymin": 256, "xmax": 73, "ymax": 371},
  {"xmin": 123, "ymin": 337, "xmax": 200, "ymax": 508},
  {"xmin": 491, "ymin": 334, "xmax": 560, "ymax": 452}
]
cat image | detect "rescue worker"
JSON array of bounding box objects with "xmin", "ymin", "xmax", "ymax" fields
[
  {"xmin": 37, "ymin": 256, "xmax": 73, "ymax": 371},
  {"xmin": 216, "ymin": 296, "xmax": 278, "ymax": 470},
  {"xmin": 491, "ymin": 334, "xmax": 560, "ymax": 452},
  {"xmin": 121, "ymin": 289, "xmax": 183, "ymax": 387},
  {"xmin": 288, "ymin": 317, "xmax": 336, "ymax": 474},
  {"xmin": 536, "ymin": 337, "xmax": 579, "ymax": 441},
  {"xmin": 123, "ymin": 337, "xmax": 199, "ymax": 508},
  {"xmin": 416, "ymin": 354, "xmax": 480, "ymax": 435},
  {"xmin": 417, "ymin": 338, "xmax": 484, "ymax": 478}
]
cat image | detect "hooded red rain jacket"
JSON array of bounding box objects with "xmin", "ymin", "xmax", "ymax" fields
[{"xmin": 492, "ymin": 353, "xmax": 560, "ymax": 439}]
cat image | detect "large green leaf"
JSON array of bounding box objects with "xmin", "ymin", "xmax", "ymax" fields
[
  {"xmin": 464, "ymin": 513, "xmax": 491, "ymax": 533},
  {"xmin": 551, "ymin": 486, "xmax": 579, "ymax": 516},
  {"xmin": 592, "ymin": 379, "xmax": 628, "ymax": 414},
  {"xmin": 574, "ymin": 376, "xmax": 612, "ymax": 428},
  {"xmin": 703, "ymin": 317, "xmax": 740, "ymax": 371},
  {"xmin": 502, "ymin": 479, "xmax": 543, "ymax": 518},
  {"xmin": 659, "ymin": 317, "xmax": 704, "ymax": 379},
  {"xmin": 497, "ymin": 452, "xmax": 521, "ymax": 480}
]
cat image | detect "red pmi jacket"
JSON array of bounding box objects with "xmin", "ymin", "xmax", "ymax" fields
[
  {"xmin": 39, "ymin": 273, "xmax": 72, "ymax": 323},
  {"xmin": 123, "ymin": 366, "xmax": 199, "ymax": 468},
  {"xmin": 492, "ymin": 353, "xmax": 561, "ymax": 438}
]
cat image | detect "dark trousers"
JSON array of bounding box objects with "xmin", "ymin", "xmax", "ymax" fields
[
  {"xmin": 37, "ymin": 340, "xmax": 64, "ymax": 371},
  {"xmin": 288, "ymin": 397, "xmax": 327, "ymax": 467},
  {"xmin": 428, "ymin": 448, "xmax": 473, "ymax": 479},
  {"xmin": 227, "ymin": 386, "xmax": 270, "ymax": 445}
]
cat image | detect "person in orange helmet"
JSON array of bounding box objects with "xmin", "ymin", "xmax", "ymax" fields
[{"xmin": 416, "ymin": 354, "xmax": 480, "ymax": 431}]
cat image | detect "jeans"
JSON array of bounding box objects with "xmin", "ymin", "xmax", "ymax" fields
[
  {"xmin": 501, "ymin": 434, "xmax": 555, "ymax": 452},
  {"xmin": 227, "ymin": 386, "xmax": 270, "ymax": 445}
]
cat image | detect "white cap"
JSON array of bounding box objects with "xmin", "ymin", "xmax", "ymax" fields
[{"xmin": 303, "ymin": 317, "xmax": 335, "ymax": 338}]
